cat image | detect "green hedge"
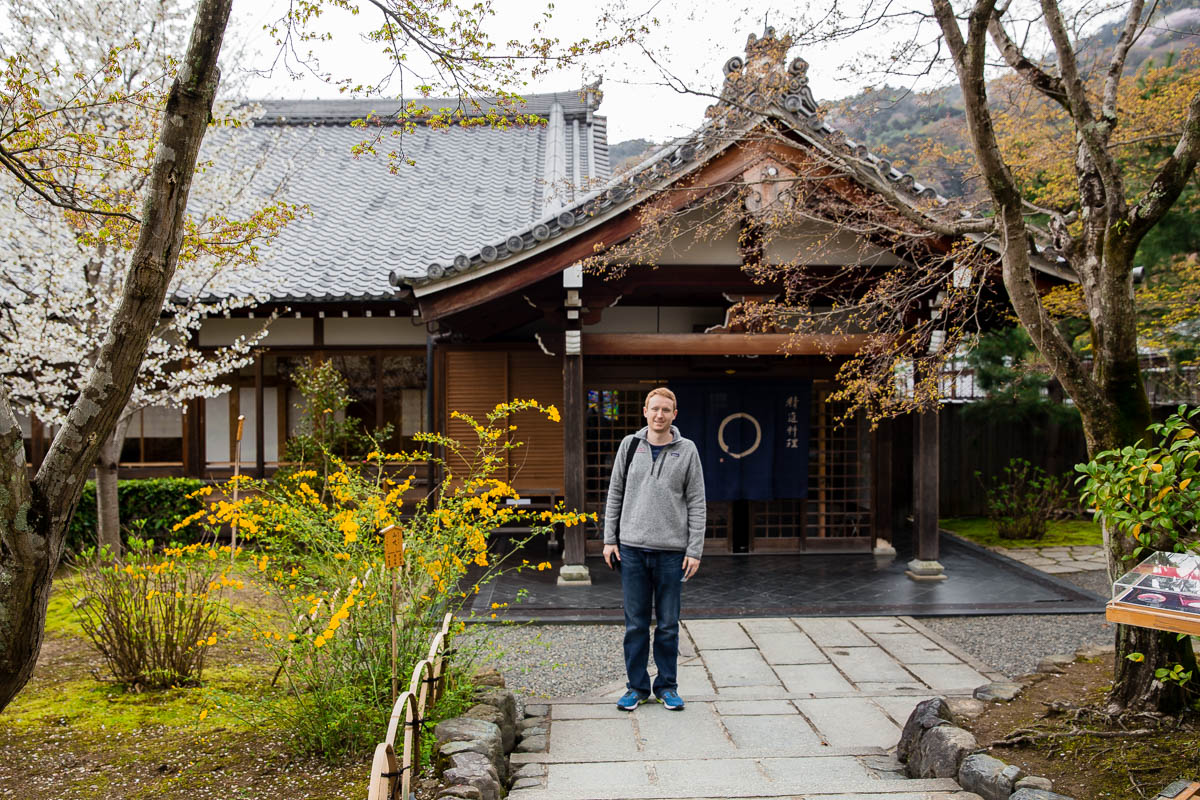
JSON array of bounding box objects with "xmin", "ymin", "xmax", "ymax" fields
[{"xmin": 67, "ymin": 478, "xmax": 207, "ymax": 553}]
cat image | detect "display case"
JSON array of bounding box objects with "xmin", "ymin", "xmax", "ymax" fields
[{"xmin": 1106, "ymin": 551, "xmax": 1200, "ymax": 636}]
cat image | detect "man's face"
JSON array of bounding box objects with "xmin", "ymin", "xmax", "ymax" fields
[{"xmin": 644, "ymin": 396, "xmax": 678, "ymax": 434}]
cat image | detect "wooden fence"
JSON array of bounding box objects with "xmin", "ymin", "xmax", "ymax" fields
[{"xmin": 367, "ymin": 611, "xmax": 454, "ymax": 800}]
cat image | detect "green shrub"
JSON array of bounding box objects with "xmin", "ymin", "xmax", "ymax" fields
[
  {"xmin": 1077, "ymin": 405, "xmax": 1200, "ymax": 560},
  {"xmin": 67, "ymin": 478, "xmax": 206, "ymax": 553},
  {"xmin": 68, "ymin": 537, "xmax": 233, "ymax": 690},
  {"xmin": 979, "ymin": 458, "xmax": 1073, "ymax": 540}
]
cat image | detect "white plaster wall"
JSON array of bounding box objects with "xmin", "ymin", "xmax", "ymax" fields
[
  {"xmin": 585, "ymin": 306, "xmax": 725, "ymax": 333},
  {"xmin": 324, "ymin": 317, "xmax": 427, "ymax": 345},
  {"xmin": 199, "ymin": 317, "xmax": 314, "ymax": 346},
  {"xmin": 206, "ymin": 391, "xmax": 230, "ymax": 463},
  {"xmin": 140, "ymin": 405, "xmax": 182, "ymax": 437}
]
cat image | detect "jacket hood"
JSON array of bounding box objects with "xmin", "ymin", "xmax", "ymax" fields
[{"xmin": 633, "ymin": 425, "xmax": 682, "ymax": 444}]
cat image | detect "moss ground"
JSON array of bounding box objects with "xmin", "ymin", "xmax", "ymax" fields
[
  {"xmin": 0, "ymin": 577, "xmax": 367, "ymax": 800},
  {"xmin": 962, "ymin": 655, "xmax": 1200, "ymax": 798},
  {"xmin": 940, "ymin": 516, "xmax": 1103, "ymax": 548}
]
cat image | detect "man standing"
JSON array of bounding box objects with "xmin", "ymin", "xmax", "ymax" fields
[{"xmin": 603, "ymin": 387, "xmax": 706, "ymax": 711}]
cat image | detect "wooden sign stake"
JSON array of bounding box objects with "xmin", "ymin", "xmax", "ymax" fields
[
  {"xmin": 231, "ymin": 415, "xmax": 245, "ymax": 560},
  {"xmin": 381, "ymin": 524, "xmax": 404, "ymax": 703}
]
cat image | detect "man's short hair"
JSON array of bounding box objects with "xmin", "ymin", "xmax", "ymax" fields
[{"xmin": 644, "ymin": 387, "xmax": 677, "ymax": 410}]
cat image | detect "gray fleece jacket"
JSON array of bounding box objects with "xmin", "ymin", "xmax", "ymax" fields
[{"xmin": 602, "ymin": 426, "xmax": 707, "ymax": 560}]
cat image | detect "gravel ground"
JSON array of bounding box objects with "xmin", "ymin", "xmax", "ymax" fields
[
  {"xmin": 472, "ymin": 571, "xmax": 1114, "ymax": 698},
  {"xmin": 918, "ymin": 569, "xmax": 1114, "ymax": 678},
  {"xmin": 474, "ymin": 623, "xmax": 625, "ymax": 699}
]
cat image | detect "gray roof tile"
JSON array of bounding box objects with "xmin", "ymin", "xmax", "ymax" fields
[{"xmin": 202, "ymin": 92, "xmax": 607, "ymax": 303}]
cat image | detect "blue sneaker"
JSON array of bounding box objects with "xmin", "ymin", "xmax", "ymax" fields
[
  {"xmin": 617, "ymin": 689, "xmax": 648, "ymax": 711},
  {"xmin": 656, "ymin": 689, "xmax": 685, "ymax": 710}
]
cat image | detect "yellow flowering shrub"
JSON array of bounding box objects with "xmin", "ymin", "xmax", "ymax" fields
[
  {"xmin": 69, "ymin": 537, "xmax": 233, "ymax": 690},
  {"xmin": 179, "ymin": 399, "xmax": 591, "ymax": 759}
]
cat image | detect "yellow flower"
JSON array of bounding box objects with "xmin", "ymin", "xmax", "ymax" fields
[
  {"xmin": 206, "ymin": 634, "xmax": 217, "ymax": 646},
  {"xmin": 198, "ymin": 709, "xmax": 208, "ymax": 721}
]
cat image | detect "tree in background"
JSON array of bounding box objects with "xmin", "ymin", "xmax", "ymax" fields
[
  {"xmin": 0, "ymin": 0, "xmax": 642, "ymax": 713},
  {"xmin": 597, "ymin": 1, "xmax": 1199, "ymax": 712},
  {"xmin": 0, "ymin": 0, "xmax": 302, "ymax": 555}
]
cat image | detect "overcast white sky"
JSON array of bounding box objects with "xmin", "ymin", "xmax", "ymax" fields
[{"xmin": 231, "ymin": 0, "xmax": 926, "ymax": 143}]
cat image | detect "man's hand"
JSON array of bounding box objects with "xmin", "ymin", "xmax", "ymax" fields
[
  {"xmin": 603, "ymin": 544, "xmax": 620, "ymax": 569},
  {"xmin": 683, "ymin": 556, "xmax": 700, "ymax": 581}
]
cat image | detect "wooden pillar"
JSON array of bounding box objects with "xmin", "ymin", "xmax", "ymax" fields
[
  {"xmin": 255, "ymin": 354, "xmax": 266, "ymax": 478},
  {"xmin": 907, "ymin": 406, "xmax": 946, "ymax": 581},
  {"xmin": 562, "ymin": 355, "xmax": 585, "ymax": 564},
  {"xmin": 871, "ymin": 419, "xmax": 894, "ymax": 553},
  {"xmin": 182, "ymin": 397, "xmax": 205, "ymax": 477},
  {"xmin": 558, "ymin": 264, "xmax": 591, "ymax": 585}
]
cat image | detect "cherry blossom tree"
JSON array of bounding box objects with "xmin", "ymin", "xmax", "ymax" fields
[{"xmin": 0, "ymin": 0, "xmax": 302, "ymax": 554}]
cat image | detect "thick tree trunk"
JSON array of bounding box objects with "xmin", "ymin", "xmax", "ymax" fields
[
  {"xmin": 0, "ymin": 0, "xmax": 232, "ymax": 712},
  {"xmin": 95, "ymin": 418, "xmax": 132, "ymax": 555}
]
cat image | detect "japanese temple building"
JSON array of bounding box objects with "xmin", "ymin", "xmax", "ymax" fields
[{"xmin": 22, "ymin": 30, "xmax": 1073, "ymax": 583}]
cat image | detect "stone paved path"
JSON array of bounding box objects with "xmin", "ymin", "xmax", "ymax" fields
[
  {"xmin": 508, "ymin": 616, "xmax": 1001, "ymax": 800},
  {"xmin": 990, "ymin": 545, "xmax": 1106, "ymax": 574}
]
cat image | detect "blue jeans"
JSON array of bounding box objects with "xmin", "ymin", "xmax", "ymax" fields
[{"xmin": 620, "ymin": 545, "xmax": 684, "ymax": 696}]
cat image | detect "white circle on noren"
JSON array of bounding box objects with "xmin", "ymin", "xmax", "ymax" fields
[{"xmin": 717, "ymin": 412, "xmax": 762, "ymax": 459}]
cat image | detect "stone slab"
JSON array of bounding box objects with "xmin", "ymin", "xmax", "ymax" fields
[
  {"xmin": 905, "ymin": 662, "xmax": 991, "ymax": 693},
  {"xmin": 748, "ymin": 631, "xmax": 827, "ymax": 665},
  {"xmin": 548, "ymin": 718, "xmax": 638, "ymax": 760},
  {"xmin": 543, "ymin": 761, "xmax": 652, "ymax": 797},
  {"xmin": 636, "ymin": 704, "xmax": 735, "ymax": 758},
  {"xmin": 854, "ymin": 681, "xmax": 931, "ymax": 694},
  {"xmin": 551, "ymin": 703, "xmax": 631, "ymax": 720},
  {"xmin": 703, "ymin": 648, "xmax": 779, "ymax": 688},
  {"xmin": 722, "ymin": 714, "xmax": 822, "ymax": 753},
  {"xmin": 677, "ymin": 663, "xmax": 716, "ymax": 697},
  {"xmin": 685, "ymin": 619, "xmax": 755, "ymax": 650},
  {"xmin": 713, "ymin": 699, "xmax": 798, "ymax": 716},
  {"xmin": 871, "ymin": 695, "xmax": 938, "ymax": 727},
  {"xmin": 826, "ymin": 646, "xmax": 915, "ymax": 684},
  {"xmin": 796, "ymin": 697, "xmax": 902, "ymax": 749},
  {"xmin": 870, "ymin": 633, "xmax": 963, "ymax": 664},
  {"xmin": 740, "ymin": 618, "xmax": 799, "ymax": 633},
  {"xmin": 849, "ymin": 617, "xmax": 914, "ymax": 634},
  {"xmin": 775, "ymin": 663, "xmax": 854, "ymax": 694},
  {"xmin": 793, "ymin": 618, "xmax": 874, "ymax": 647},
  {"xmin": 713, "ymin": 684, "xmax": 791, "ymax": 698}
]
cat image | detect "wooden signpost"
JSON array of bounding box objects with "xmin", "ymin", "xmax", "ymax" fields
[{"xmin": 381, "ymin": 524, "xmax": 404, "ymax": 703}]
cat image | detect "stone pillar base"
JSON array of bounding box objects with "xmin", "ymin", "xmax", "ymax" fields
[
  {"xmin": 557, "ymin": 564, "xmax": 592, "ymax": 587},
  {"xmin": 873, "ymin": 539, "xmax": 897, "ymax": 566},
  {"xmin": 905, "ymin": 558, "xmax": 947, "ymax": 582}
]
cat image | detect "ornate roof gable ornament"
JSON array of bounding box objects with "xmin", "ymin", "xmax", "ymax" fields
[{"xmin": 708, "ymin": 27, "xmax": 819, "ymax": 124}]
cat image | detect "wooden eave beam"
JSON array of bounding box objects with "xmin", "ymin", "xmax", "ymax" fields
[
  {"xmin": 417, "ymin": 145, "xmax": 764, "ymax": 322},
  {"xmin": 582, "ymin": 333, "xmax": 868, "ymax": 356}
]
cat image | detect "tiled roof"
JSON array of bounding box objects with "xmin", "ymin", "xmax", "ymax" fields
[
  {"xmin": 202, "ymin": 91, "xmax": 607, "ymax": 303},
  {"xmin": 401, "ymin": 29, "xmax": 1072, "ymax": 295}
]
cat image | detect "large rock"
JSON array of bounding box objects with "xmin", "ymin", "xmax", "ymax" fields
[
  {"xmin": 1036, "ymin": 654, "xmax": 1074, "ymax": 674},
  {"xmin": 958, "ymin": 753, "xmax": 1022, "ymax": 800},
  {"xmin": 944, "ymin": 697, "xmax": 986, "ymax": 721},
  {"xmin": 908, "ymin": 725, "xmax": 977, "ymax": 778},
  {"xmin": 474, "ymin": 688, "xmax": 519, "ymax": 752},
  {"xmin": 434, "ymin": 718, "xmax": 506, "ymax": 781},
  {"xmin": 897, "ymin": 697, "xmax": 952, "ymax": 763},
  {"xmin": 464, "ymin": 704, "xmax": 513, "ymax": 753},
  {"xmin": 473, "ymin": 667, "xmax": 505, "ymax": 687},
  {"xmin": 1009, "ymin": 790, "xmax": 1075, "ymax": 800},
  {"xmin": 973, "ymin": 681, "xmax": 1023, "ymax": 702},
  {"xmin": 436, "ymin": 785, "xmax": 482, "ymax": 800},
  {"xmin": 442, "ymin": 763, "xmax": 500, "ymax": 800},
  {"xmin": 1015, "ymin": 776, "xmax": 1054, "ymax": 791},
  {"xmin": 515, "ymin": 733, "xmax": 548, "ymax": 753}
]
